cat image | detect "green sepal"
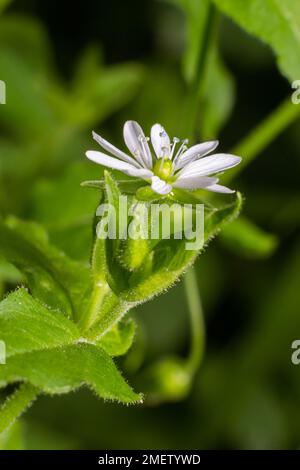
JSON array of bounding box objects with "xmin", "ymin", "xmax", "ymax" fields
[{"xmin": 97, "ymin": 317, "xmax": 136, "ymax": 357}]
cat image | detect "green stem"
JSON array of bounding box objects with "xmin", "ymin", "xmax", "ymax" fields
[
  {"xmin": 85, "ymin": 296, "xmax": 129, "ymax": 341},
  {"xmin": 0, "ymin": 383, "xmax": 39, "ymax": 434},
  {"xmin": 184, "ymin": 266, "xmax": 205, "ymax": 374},
  {"xmin": 183, "ymin": 1, "xmax": 216, "ymax": 139},
  {"xmin": 181, "ymin": 2, "xmax": 215, "ymax": 376},
  {"xmin": 224, "ymin": 98, "xmax": 300, "ymax": 183},
  {"xmin": 79, "ymin": 281, "xmax": 111, "ymax": 332}
]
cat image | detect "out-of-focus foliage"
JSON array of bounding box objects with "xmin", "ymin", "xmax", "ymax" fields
[
  {"xmin": 0, "ymin": 0, "xmax": 11, "ymax": 14},
  {"xmin": 220, "ymin": 216, "xmax": 278, "ymax": 258},
  {"xmin": 212, "ymin": 0, "xmax": 300, "ymax": 83},
  {"xmin": 0, "ymin": 13, "xmax": 143, "ymax": 215},
  {"xmin": 167, "ymin": 0, "xmax": 235, "ymax": 139},
  {"xmin": 0, "ymin": 0, "xmax": 299, "ymax": 451},
  {"xmin": 29, "ymin": 162, "xmax": 100, "ymax": 261}
]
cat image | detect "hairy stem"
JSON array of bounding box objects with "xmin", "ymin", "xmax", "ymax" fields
[
  {"xmin": 0, "ymin": 383, "xmax": 39, "ymax": 434},
  {"xmin": 224, "ymin": 98, "xmax": 300, "ymax": 183},
  {"xmin": 79, "ymin": 281, "xmax": 111, "ymax": 332}
]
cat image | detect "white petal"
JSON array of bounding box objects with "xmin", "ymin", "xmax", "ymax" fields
[
  {"xmin": 173, "ymin": 176, "xmax": 218, "ymax": 190},
  {"xmin": 205, "ymin": 183, "xmax": 235, "ymax": 194},
  {"xmin": 151, "ymin": 176, "xmax": 172, "ymax": 195},
  {"xmin": 175, "ymin": 141, "xmax": 219, "ymax": 169},
  {"xmin": 178, "ymin": 153, "xmax": 241, "ymax": 178},
  {"xmin": 151, "ymin": 123, "xmax": 171, "ymax": 159},
  {"xmin": 86, "ymin": 151, "xmax": 153, "ymax": 178},
  {"xmin": 92, "ymin": 131, "xmax": 140, "ymax": 168},
  {"xmin": 123, "ymin": 121, "xmax": 153, "ymax": 169}
]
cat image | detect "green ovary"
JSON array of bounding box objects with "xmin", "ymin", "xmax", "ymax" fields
[{"xmin": 153, "ymin": 159, "xmax": 174, "ymax": 181}]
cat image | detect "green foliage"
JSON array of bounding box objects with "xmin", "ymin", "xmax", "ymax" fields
[
  {"xmin": 0, "ymin": 14, "xmax": 143, "ymax": 214},
  {"xmin": 122, "ymin": 65, "xmax": 185, "ymax": 138},
  {"xmin": 212, "ymin": 0, "xmax": 300, "ymax": 82},
  {"xmin": 0, "ymin": 165, "xmax": 242, "ymax": 433},
  {"xmin": 0, "ymin": 15, "xmax": 55, "ymax": 75},
  {"xmin": 29, "ymin": 162, "xmax": 101, "ymax": 261},
  {"xmin": 0, "ymin": 422, "xmax": 24, "ymax": 450},
  {"xmin": 0, "ymin": 0, "xmax": 11, "ymax": 13},
  {"xmin": 0, "ymin": 289, "xmax": 79, "ymax": 357},
  {"xmin": 168, "ymin": 0, "xmax": 235, "ymax": 138},
  {"xmin": 81, "ymin": 173, "xmax": 242, "ymax": 339},
  {"xmin": 98, "ymin": 318, "xmax": 136, "ymax": 357},
  {"xmin": 0, "ymin": 217, "xmax": 91, "ymax": 317},
  {"xmin": 3, "ymin": 0, "xmax": 295, "ymax": 449},
  {"xmin": 0, "ymin": 285, "xmax": 141, "ymax": 426},
  {"xmin": 0, "ymin": 383, "xmax": 38, "ymax": 435},
  {"xmin": 0, "ymin": 345, "xmax": 141, "ymax": 403},
  {"xmin": 71, "ymin": 46, "xmax": 144, "ymax": 127},
  {"xmin": 220, "ymin": 216, "xmax": 278, "ymax": 258}
]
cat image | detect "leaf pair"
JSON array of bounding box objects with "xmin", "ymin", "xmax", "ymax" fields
[
  {"xmin": 0, "ymin": 286, "xmax": 141, "ymax": 433},
  {"xmin": 0, "ymin": 217, "xmax": 141, "ymax": 434}
]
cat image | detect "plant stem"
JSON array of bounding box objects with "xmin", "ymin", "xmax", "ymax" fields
[
  {"xmin": 0, "ymin": 383, "xmax": 39, "ymax": 434},
  {"xmin": 181, "ymin": 2, "xmax": 216, "ymax": 376},
  {"xmin": 184, "ymin": 266, "xmax": 205, "ymax": 374},
  {"xmin": 224, "ymin": 98, "xmax": 300, "ymax": 183},
  {"xmin": 183, "ymin": 1, "xmax": 216, "ymax": 139},
  {"xmin": 78, "ymin": 280, "xmax": 116, "ymax": 333}
]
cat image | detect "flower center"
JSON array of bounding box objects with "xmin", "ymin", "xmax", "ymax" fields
[{"xmin": 153, "ymin": 159, "xmax": 173, "ymax": 181}]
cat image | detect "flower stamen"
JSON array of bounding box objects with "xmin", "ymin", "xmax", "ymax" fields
[
  {"xmin": 172, "ymin": 139, "xmax": 188, "ymax": 172},
  {"xmin": 170, "ymin": 137, "xmax": 180, "ymax": 160}
]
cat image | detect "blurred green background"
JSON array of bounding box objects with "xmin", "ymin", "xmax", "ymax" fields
[{"xmin": 0, "ymin": 0, "xmax": 300, "ymax": 450}]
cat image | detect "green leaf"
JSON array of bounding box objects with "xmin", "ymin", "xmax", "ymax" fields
[
  {"xmin": 0, "ymin": 288, "xmax": 79, "ymax": 357},
  {"xmin": 0, "ymin": 218, "xmax": 91, "ymax": 318},
  {"xmin": 212, "ymin": 0, "xmax": 300, "ymax": 82},
  {"xmin": 98, "ymin": 318, "xmax": 136, "ymax": 357},
  {"xmin": 220, "ymin": 216, "xmax": 278, "ymax": 258},
  {"xmin": 0, "ymin": 421, "xmax": 25, "ymax": 450},
  {"xmin": 0, "ymin": 383, "xmax": 39, "ymax": 435},
  {"xmin": 0, "ymin": 344, "xmax": 142, "ymax": 404}
]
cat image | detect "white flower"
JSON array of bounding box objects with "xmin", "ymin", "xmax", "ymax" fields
[{"xmin": 86, "ymin": 121, "xmax": 241, "ymax": 195}]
